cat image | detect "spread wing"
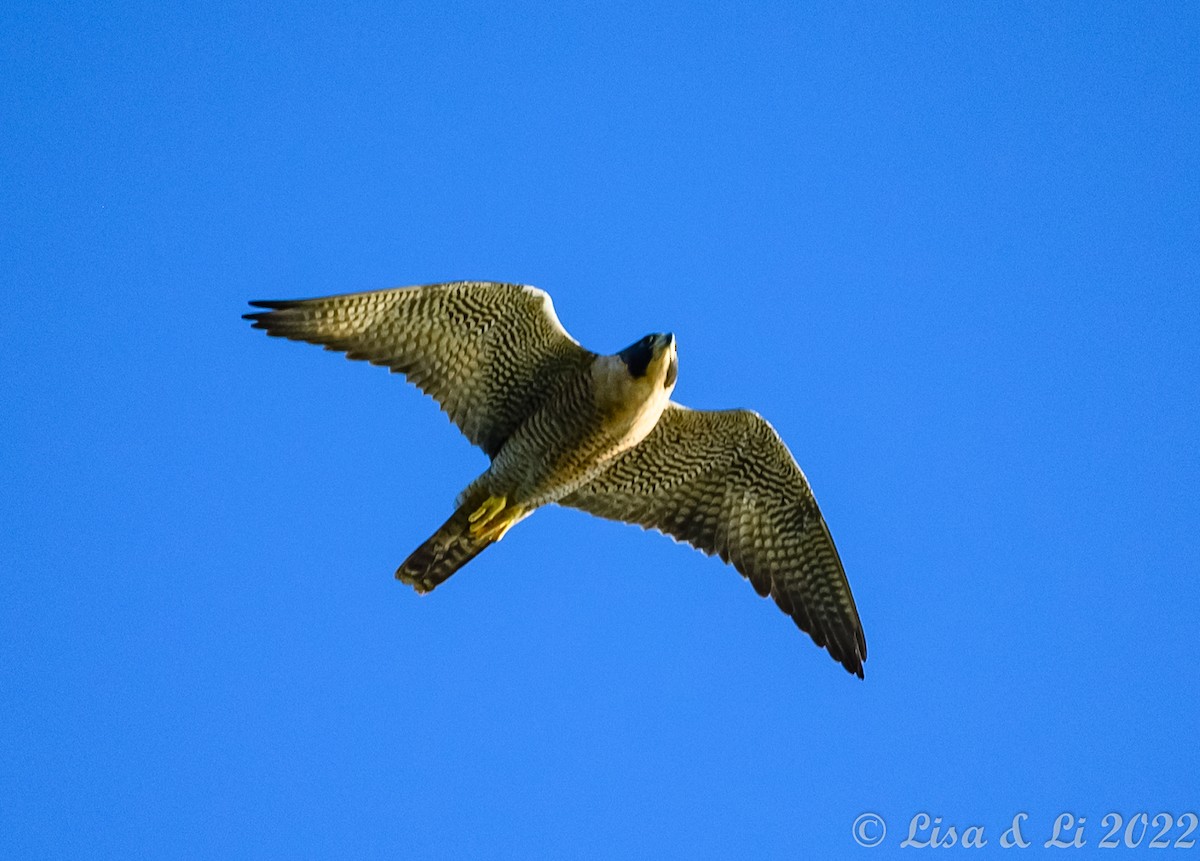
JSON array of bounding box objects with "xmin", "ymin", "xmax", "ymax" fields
[
  {"xmin": 560, "ymin": 403, "xmax": 866, "ymax": 677},
  {"xmin": 245, "ymin": 282, "xmax": 594, "ymax": 458}
]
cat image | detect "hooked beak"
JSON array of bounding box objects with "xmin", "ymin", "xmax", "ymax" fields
[{"xmin": 661, "ymin": 334, "xmax": 678, "ymax": 388}]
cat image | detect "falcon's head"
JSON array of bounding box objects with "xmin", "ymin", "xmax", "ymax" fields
[{"xmin": 618, "ymin": 333, "xmax": 678, "ymax": 390}]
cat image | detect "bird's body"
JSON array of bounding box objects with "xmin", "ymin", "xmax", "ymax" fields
[
  {"xmin": 477, "ymin": 340, "xmax": 677, "ymax": 509},
  {"xmin": 246, "ymin": 281, "xmax": 867, "ymax": 677}
]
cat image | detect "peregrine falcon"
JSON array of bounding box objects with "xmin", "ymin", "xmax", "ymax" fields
[{"xmin": 245, "ymin": 281, "xmax": 867, "ymax": 677}]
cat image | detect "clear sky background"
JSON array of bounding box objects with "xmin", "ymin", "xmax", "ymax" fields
[{"xmin": 3, "ymin": 2, "xmax": 1198, "ymax": 858}]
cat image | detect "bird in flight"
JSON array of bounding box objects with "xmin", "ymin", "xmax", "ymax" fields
[{"xmin": 245, "ymin": 281, "xmax": 866, "ymax": 677}]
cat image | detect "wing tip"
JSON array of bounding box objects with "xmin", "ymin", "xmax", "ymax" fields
[
  {"xmin": 244, "ymin": 300, "xmax": 311, "ymax": 333},
  {"xmin": 833, "ymin": 628, "xmax": 867, "ymax": 679},
  {"xmin": 244, "ymin": 299, "xmax": 304, "ymax": 325},
  {"xmin": 841, "ymin": 626, "xmax": 867, "ymax": 678},
  {"xmin": 844, "ymin": 651, "xmax": 866, "ymax": 679},
  {"xmin": 787, "ymin": 604, "xmax": 866, "ymax": 679}
]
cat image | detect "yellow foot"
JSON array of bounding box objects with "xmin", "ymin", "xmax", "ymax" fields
[{"xmin": 467, "ymin": 495, "xmax": 524, "ymax": 542}]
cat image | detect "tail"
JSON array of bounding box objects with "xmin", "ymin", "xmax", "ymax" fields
[{"xmin": 395, "ymin": 495, "xmax": 496, "ymax": 593}]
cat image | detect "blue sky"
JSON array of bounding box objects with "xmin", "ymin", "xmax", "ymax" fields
[{"xmin": 3, "ymin": 1, "xmax": 1197, "ymax": 857}]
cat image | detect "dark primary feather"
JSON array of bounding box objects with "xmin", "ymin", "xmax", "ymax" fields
[
  {"xmin": 561, "ymin": 403, "xmax": 866, "ymax": 677},
  {"xmin": 244, "ymin": 282, "xmax": 594, "ymax": 458}
]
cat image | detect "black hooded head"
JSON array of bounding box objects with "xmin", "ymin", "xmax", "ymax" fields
[{"xmin": 617, "ymin": 333, "xmax": 673, "ymax": 379}]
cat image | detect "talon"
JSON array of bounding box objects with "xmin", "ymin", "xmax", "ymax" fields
[
  {"xmin": 480, "ymin": 513, "xmax": 521, "ymax": 542},
  {"xmin": 468, "ymin": 495, "xmax": 506, "ymax": 525},
  {"xmin": 467, "ymin": 495, "xmax": 524, "ymax": 542}
]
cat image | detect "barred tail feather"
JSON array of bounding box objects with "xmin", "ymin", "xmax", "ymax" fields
[{"xmin": 395, "ymin": 499, "xmax": 495, "ymax": 593}]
